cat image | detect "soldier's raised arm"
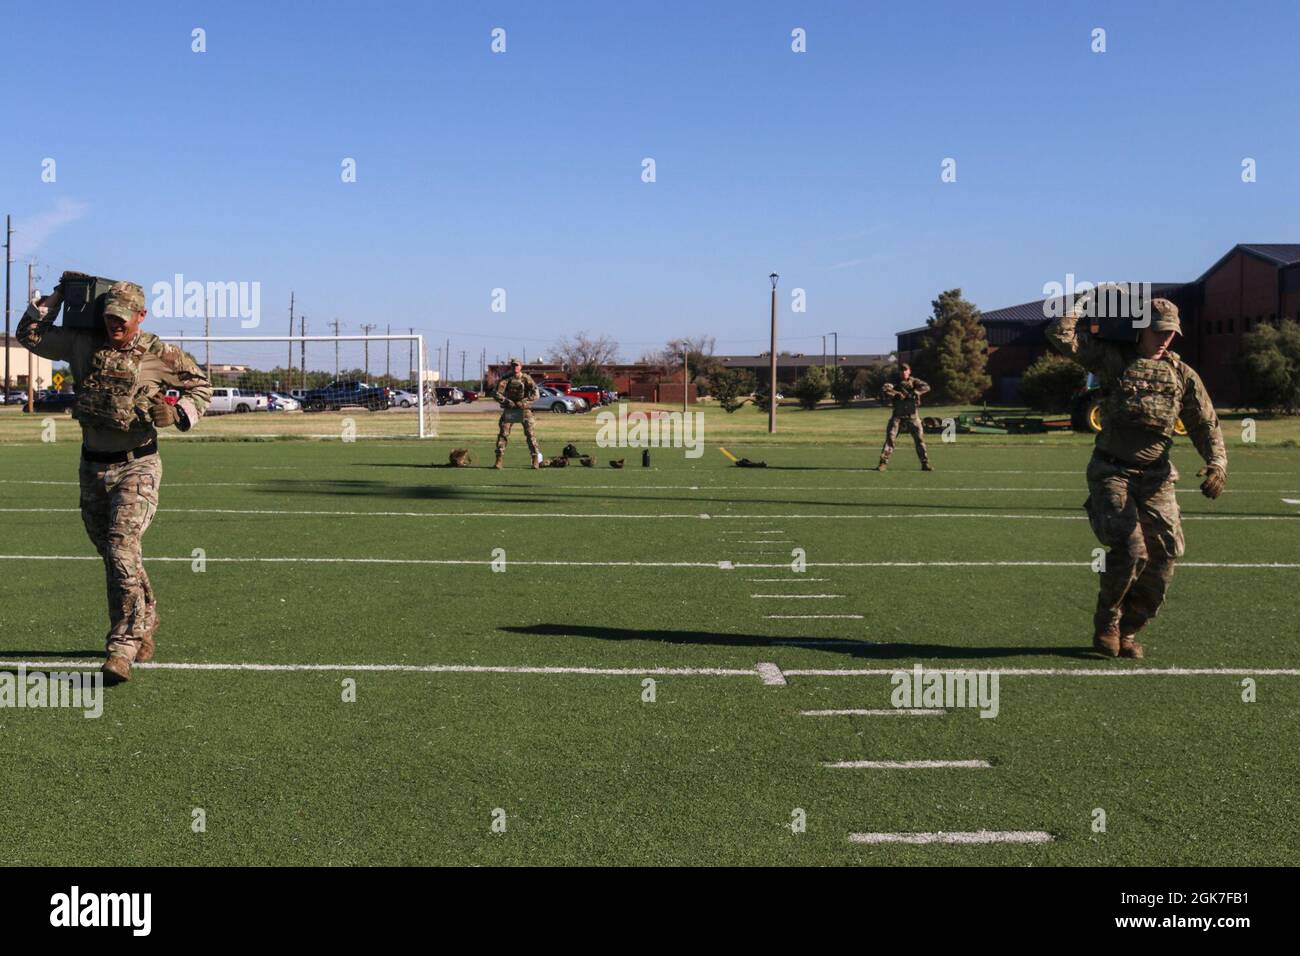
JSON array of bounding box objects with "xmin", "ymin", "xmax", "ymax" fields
[
  {"xmin": 156, "ymin": 342, "xmax": 212, "ymax": 432},
  {"xmin": 493, "ymin": 375, "xmax": 509, "ymax": 405},
  {"xmin": 16, "ymin": 290, "xmax": 78, "ymax": 361},
  {"xmin": 911, "ymin": 377, "xmax": 931, "ymax": 396},
  {"xmin": 1045, "ymin": 298, "xmax": 1107, "ymax": 372}
]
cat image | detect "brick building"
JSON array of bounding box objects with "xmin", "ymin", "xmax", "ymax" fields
[{"xmin": 896, "ymin": 244, "xmax": 1300, "ymax": 406}]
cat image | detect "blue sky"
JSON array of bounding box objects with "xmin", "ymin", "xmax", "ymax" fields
[{"xmin": 4, "ymin": 0, "xmax": 1297, "ymax": 366}]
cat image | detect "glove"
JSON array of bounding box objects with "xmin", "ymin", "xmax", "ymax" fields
[
  {"xmin": 1197, "ymin": 464, "xmax": 1226, "ymax": 500},
  {"xmin": 148, "ymin": 395, "xmax": 180, "ymax": 428}
]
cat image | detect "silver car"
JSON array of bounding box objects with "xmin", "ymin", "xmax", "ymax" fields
[{"xmin": 531, "ymin": 386, "xmax": 586, "ymax": 414}]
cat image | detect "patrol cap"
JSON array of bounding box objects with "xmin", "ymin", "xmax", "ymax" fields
[
  {"xmin": 508, "ymin": 356, "xmax": 522, "ymax": 366},
  {"xmin": 102, "ymin": 281, "xmax": 146, "ymax": 321},
  {"xmin": 1150, "ymin": 298, "xmax": 1181, "ymax": 334}
]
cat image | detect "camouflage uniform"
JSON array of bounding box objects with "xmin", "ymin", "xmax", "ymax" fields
[
  {"xmin": 878, "ymin": 377, "xmax": 931, "ymax": 467},
  {"xmin": 493, "ymin": 363, "xmax": 540, "ymax": 465},
  {"xmin": 1046, "ymin": 299, "xmax": 1226, "ymax": 651},
  {"xmin": 18, "ymin": 282, "xmax": 212, "ymax": 678}
]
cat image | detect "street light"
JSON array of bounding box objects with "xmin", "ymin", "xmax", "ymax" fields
[{"xmin": 768, "ymin": 273, "xmax": 779, "ymax": 434}]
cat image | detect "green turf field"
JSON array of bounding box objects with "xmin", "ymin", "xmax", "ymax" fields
[{"xmin": 0, "ymin": 403, "xmax": 1297, "ymax": 865}]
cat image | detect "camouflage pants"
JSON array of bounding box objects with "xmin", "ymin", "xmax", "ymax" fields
[
  {"xmin": 1084, "ymin": 454, "xmax": 1185, "ymax": 636},
  {"xmin": 496, "ymin": 408, "xmax": 540, "ymax": 460},
  {"xmin": 79, "ymin": 454, "xmax": 162, "ymax": 662},
  {"xmin": 880, "ymin": 415, "xmax": 928, "ymax": 464}
]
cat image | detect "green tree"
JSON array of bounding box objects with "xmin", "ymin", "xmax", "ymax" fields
[
  {"xmin": 572, "ymin": 359, "xmax": 615, "ymax": 391},
  {"xmin": 830, "ymin": 367, "xmax": 858, "ymax": 406},
  {"xmin": 1019, "ymin": 352, "xmax": 1086, "ymax": 412},
  {"xmin": 793, "ymin": 365, "xmax": 831, "ymax": 410},
  {"xmin": 709, "ymin": 367, "xmax": 755, "ymax": 413},
  {"xmin": 1239, "ymin": 318, "xmax": 1300, "ymax": 413},
  {"xmin": 916, "ymin": 289, "xmax": 991, "ymax": 403}
]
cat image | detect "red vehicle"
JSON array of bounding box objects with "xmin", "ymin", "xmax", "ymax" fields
[
  {"xmin": 567, "ymin": 386, "xmax": 605, "ymax": 408},
  {"xmin": 540, "ymin": 379, "xmax": 572, "ymax": 394}
]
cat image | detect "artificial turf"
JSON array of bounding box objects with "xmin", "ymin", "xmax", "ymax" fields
[{"xmin": 0, "ymin": 404, "xmax": 1296, "ymax": 865}]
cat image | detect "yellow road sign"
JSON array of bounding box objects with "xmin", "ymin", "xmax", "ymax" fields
[{"xmin": 52, "ymin": 372, "xmax": 65, "ymax": 390}]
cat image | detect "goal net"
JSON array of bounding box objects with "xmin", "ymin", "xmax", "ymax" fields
[{"xmin": 162, "ymin": 334, "xmax": 437, "ymax": 437}]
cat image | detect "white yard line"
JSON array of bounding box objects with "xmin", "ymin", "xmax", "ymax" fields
[
  {"xmin": 802, "ymin": 708, "xmax": 944, "ymax": 716},
  {"xmin": 1, "ymin": 507, "xmax": 1295, "ymax": 522},
  {"xmin": 755, "ymin": 662, "xmax": 787, "ymax": 685},
  {"xmin": 824, "ymin": 760, "xmax": 991, "ymax": 769},
  {"xmin": 786, "ymin": 667, "xmax": 1300, "ymax": 677},
  {"xmin": 849, "ymin": 831, "xmax": 1053, "ymax": 844},
  {"xmin": 748, "ymin": 578, "xmax": 831, "ymax": 582},
  {"xmin": 2, "ymin": 555, "xmax": 1299, "ymax": 570},
  {"xmin": 766, "ymin": 614, "xmax": 864, "ymax": 620},
  {"xmin": 750, "ymin": 594, "xmax": 846, "ymax": 599}
]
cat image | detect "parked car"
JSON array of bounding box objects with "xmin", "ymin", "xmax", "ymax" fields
[
  {"xmin": 23, "ymin": 390, "xmax": 77, "ymax": 413},
  {"xmin": 302, "ymin": 380, "xmax": 390, "ymax": 412},
  {"xmin": 2, "ymin": 390, "xmax": 30, "ymax": 405},
  {"xmin": 531, "ymin": 386, "xmax": 585, "ymax": 414},
  {"xmin": 267, "ymin": 392, "xmax": 301, "ymax": 411},
  {"xmin": 539, "ymin": 379, "xmax": 573, "ymax": 394},
  {"xmin": 568, "ymin": 385, "xmax": 608, "ymax": 408},
  {"xmin": 388, "ymin": 388, "xmax": 420, "ymax": 408},
  {"xmin": 461, "ymin": 389, "xmax": 478, "ymax": 403},
  {"xmin": 434, "ymin": 386, "xmax": 465, "ymax": 406},
  {"xmin": 208, "ymin": 387, "xmax": 268, "ymax": 414}
]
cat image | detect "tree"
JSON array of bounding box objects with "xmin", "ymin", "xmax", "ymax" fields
[
  {"xmin": 915, "ymin": 289, "xmax": 991, "ymax": 403},
  {"xmin": 548, "ymin": 332, "xmax": 620, "ymax": 373},
  {"xmin": 830, "ymin": 367, "xmax": 858, "ymax": 406},
  {"xmin": 572, "ymin": 360, "xmax": 614, "ymax": 391},
  {"xmin": 793, "ymin": 366, "xmax": 831, "ymax": 409},
  {"xmin": 709, "ymin": 367, "xmax": 755, "ymax": 413},
  {"xmin": 1239, "ymin": 318, "xmax": 1300, "ymax": 413},
  {"xmin": 1019, "ymin": 352, "xmax": 1086, "ymax": 412}
]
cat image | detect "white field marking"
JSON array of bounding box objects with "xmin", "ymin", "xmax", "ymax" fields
[
  {"xmin": 737, "ymin": 539, "xmax": 789, "ymax": 543},
  {"xmin": 1284, "ymin": 498, "xmax": 1300, "ymax": 505},
  {"xmin": 748, "ymin": 578, "xmax": 831, "ymax": 582},
  {"xmin": 3, "ymin": 555, "xmax": 1300, "ymax": 571},
  {"xmin": 824, "ymin": 760, "xmax": 990, "ymax": 769},
  {"xmin": 849, "ymin": 831, "xmax": 1054, "ymax": 845},
  {"xmin": 9, "ymin": 661, "xmax": 1300, "ymax": 679},
  {"xmin": 0, "ymin": 507, "xmax": 1295, "ymax": 522},
  {"xmin": 765, "ymin": 614, "xmax": 863, "ymax": 620},
  {"xmin": 750, "ymin": 594, "xmax": 846, "ymax": 599},
  {"xmin": 801, "ymin": 708, "xmax": 944, "ymax": 716},
  {"xmin": 786, "ymin": 667, "xmax": 1300, "ymax": 677},
  {"xmin": 756, "ymin": 662, "xmax": 787, "ymax": 686}
]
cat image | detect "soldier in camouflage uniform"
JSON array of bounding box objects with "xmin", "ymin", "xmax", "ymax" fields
[
  {"xmin": 18, "ymin": 279, "xmax": 212, "ymax": 683},
  {"xmin": 1046, "ymin": 296, "xmax": 1226, "ymax": 659},
  {"xmin": 877, "ymin": 363, "xmax": 933, "ymax": 471},
  {"xmin": 493, "ymin": 358, "xmax": 541, "ymax": 469}
]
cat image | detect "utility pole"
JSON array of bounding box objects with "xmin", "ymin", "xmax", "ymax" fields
[
  {"xmin": 682, "ymin": 347, "xmax": 688, "ymax": 414},
  {"xmin": 299, "ymin": 316, "xmax": 307, "ymax": 391},
  {"xmin": 4, "ymin": 215, "xmax": 12, "ymax": 394},
  {"xmin": 832, "ymin": 332, "xmax": 838, "ymax": 370},
  {"xmin": 360, "ymin": 323, "xmax": 376, "ymax": 380},
  {"xmin": 287, "ymin": 293, "xmax": 295, "ymax": 382},
  {"xmin": 459, "ymin": 349, "xmax": 466, "ymax": 385},
  {"xmin": 329, "ymin": 319, "xmax": 342, "ymax": 377},
  {"xmin": 768, "ymin": 273, "xmax": 779, "ymax": 434},
  {"xmin": 26, "ymin": 262, "xmax": 36, "ymax": 411},
  {"xmin": 435, "ymin": 346, "xmax": 442, "ymax": 381},
  {"xmin": 444, "ymin": 337, "xmax": 450, "ymax": 381}
]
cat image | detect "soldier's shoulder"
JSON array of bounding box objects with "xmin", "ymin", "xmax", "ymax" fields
[
  {"xmin": 144, "ymin": 335, "xmax": 191, "ymax": 370},
  {"xmin": 520, "ymin": 373, "xmax": 537, "ymax": 384}
]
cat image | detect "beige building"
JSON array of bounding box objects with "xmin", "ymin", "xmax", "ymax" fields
[{"xmin": 1, "ymin": 335, "xmax": 57, "ymax": 392}]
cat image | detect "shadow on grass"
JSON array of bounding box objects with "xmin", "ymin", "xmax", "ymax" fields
[
  {"xmin": 0, "ymin": 649, "xmax": 102, "ymax": 659},
  {"xmin": 501, "ymin": 623, "xmax": 1096, "ymax": 661}
]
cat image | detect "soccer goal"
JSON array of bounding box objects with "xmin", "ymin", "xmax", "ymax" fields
[{"xmin": 162, "ymin": 334, "xmax": 438, "ymax": 437}]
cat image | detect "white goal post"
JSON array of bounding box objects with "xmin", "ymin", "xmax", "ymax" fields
[{"xmin": 164, "ymin": 334, "xmax": 437, "ymax": 437}]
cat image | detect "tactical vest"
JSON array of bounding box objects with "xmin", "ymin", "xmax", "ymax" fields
[
  {"xmin": 74, "ymin": 336, "xmax": 154, "ymax": 431},
  {"xmin": 500, "ymin": 376, "xmax": 530, "ymax": 402},
  {"xmin": 1102, "ymin": 357, "xmax": 1182, "ymax": 436}
]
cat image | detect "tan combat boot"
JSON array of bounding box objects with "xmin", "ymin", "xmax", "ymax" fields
[
  {"xmin": 102, "ymin": 653, "xmax": 132, "ymax": 684},
  {"xmin": 876, "ymin": 460, "xmax": 888, "ymax": 472},
  {"xmin": 136, "ymin": 615, "xmax": 159, "ymax": 664},
  {"xmin": 921, "ymin": 461, "xmax": 934, "ymax": 471},
  {"xmin": 1093, "ymin": 624, "xmax": 1121, "ymax": 657},
  {"xmin": 493, "ymin": 454, "xmax": 503, "ymax": 470},
  {"xmin": 1119, "ymin": 633, "xmax": 1145, "ymax": 659}
]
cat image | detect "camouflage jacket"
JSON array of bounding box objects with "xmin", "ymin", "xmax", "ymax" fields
[
  {"xmin": 493, "ymin": 372, "xmax": 538, "ymax": 409},
  {"xmin": 1045, "ymin": 310, "xmax": 1226, "ymax": 471},
  {"xmin": 17, "ymin": 302, "xmax": 212, "ymax": 453},
  {"xmin": 882, "ymin": 377, "xmax": 930, "ymax": 418}
]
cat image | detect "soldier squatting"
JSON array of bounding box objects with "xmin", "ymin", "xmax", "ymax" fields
[{"xmin": 12, "ymin": 281, "xmax": 1227, "ymax": 672}]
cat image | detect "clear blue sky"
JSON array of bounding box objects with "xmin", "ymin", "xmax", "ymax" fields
[{"xmin": 4, "ymin": 0, "xmax": 1297, "ymax": 366}]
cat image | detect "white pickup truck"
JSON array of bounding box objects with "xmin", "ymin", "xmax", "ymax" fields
[{"xmin": 207, "ymin": 387, "xmax": 268, "ymax": 414}]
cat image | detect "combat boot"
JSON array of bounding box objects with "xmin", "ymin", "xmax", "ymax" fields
[
  {"xmin": 530, "ymin": 458, "xmax": 542, "ymax": 470},
  {"xmin": 102, "ymin": 653, "xmax": 132, "ymax": 684},
  {"xmin": 921, "ymin": 461, "xmax": 934, "ymax": 471},
  {"xmin": 876, "ymin": 460, "xmax": 888, "ymax": 472},
  {"xmin": 136, "ymin": 612, "xmax": 159, "ymax": 663},
  {"xmin": 493, "ymin": 454, "xmax": 503, "ymax": 470},
  {"xmin": 1093, "ymin": 624, "xmax": 1121, "ymax": 657},
  {"xmin": 1119, "ymin": 634, "xmax": 1145, "ymax": 659}
]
